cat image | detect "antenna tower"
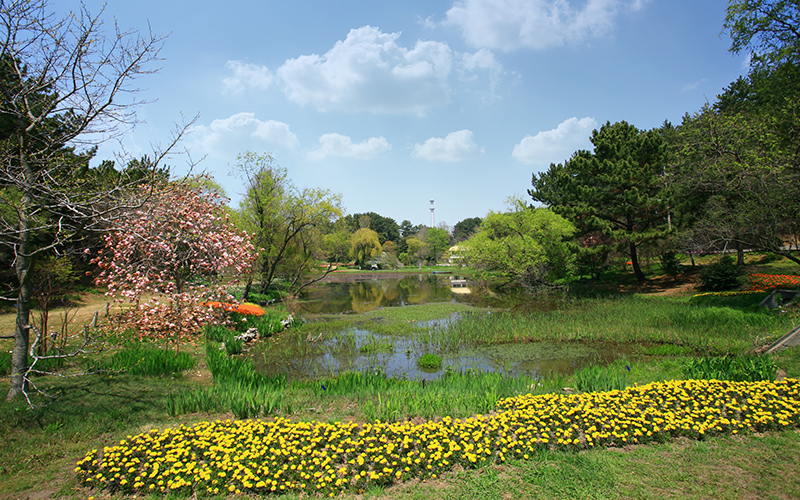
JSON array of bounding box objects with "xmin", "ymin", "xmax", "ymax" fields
[{"xmin": 430, "ymin": 200, "xmax": 435, "ymax": 227}]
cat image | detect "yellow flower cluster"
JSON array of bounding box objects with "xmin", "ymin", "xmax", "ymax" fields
[{"xmin": 76, "ymin": 378, "xmax": 800, "ymax": 496}]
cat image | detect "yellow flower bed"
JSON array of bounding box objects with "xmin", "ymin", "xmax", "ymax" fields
[{"xmin": 76, "ymin": 378, "xmax": 800, "ymax": 496}]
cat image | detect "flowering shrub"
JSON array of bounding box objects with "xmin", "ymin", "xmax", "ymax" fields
[
  {"xmin": 748, "ymin": 274, "xmax": 800, "ymax": 292},
  {"xmin": 92, "ymin": 183, "xmax": 255, "ymax": 345},
  {"xmin": 76, "ymin": 378, "xmax": 800, "ymax": 496}
]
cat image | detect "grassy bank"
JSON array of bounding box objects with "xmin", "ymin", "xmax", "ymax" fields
[{"xmin": 2, "ymin": 286, "xmax": 800, "ymax": 499}]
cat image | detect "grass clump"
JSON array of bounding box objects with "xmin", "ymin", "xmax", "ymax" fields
[
  {"xmin": 99, "ymin": 344, "xmax": 196, "ymax": 376},
  {"xmin": 574, "ymin": 364, "xmax": 628, "ymax": 393},
  {"xmin": 682, "ymin": 354, "xmax": 777, "ymax": 382},
  {"xmin": 417, "ymin": 352, "xmax": 443, "ymax": 369}
]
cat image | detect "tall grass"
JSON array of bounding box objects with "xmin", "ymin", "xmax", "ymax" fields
[
  {"xmin": 574, "ymin": 364, "xmax": 628, "ymax": 393},
  {"xmin": 99, "ymin": 345, "xmax": 196, "ymax": 376},
  {"xmin": 416, "ymin": 295, "xmax": 788, "ymax": 355},
  {"xmin": 682, "ymin": 355, "xmax": 777, "ymax": 382}
]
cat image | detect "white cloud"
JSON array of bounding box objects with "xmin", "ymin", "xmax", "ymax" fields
[
  {"xmin": 413, "ymin": 129, "xmax": 484, "ymax": 162},
  {"xmin": 512, "ymin": 117, "xmax": 596, "ymax": 165},
  {"xmin": 308, "ymin": 133, "xmax": 391, "ymax": 161},
  {"xmin": 444, "ymin": 0, "xmax": 645, "ymax": 51},
  {"xmin": 189, "ymin": 112, "xmax": 299, "ymax": 156},
  {"xmin": 222, "ymin": 61, "xmax": 273, "ymax": 94},
  {"xmin": 277, "ymin": 26, "xmax": 453, "ymax": 115}
]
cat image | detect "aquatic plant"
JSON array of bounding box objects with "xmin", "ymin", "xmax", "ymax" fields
[{"xmin": 417, "ymin": 353, "xmax": 443, "ymax": 369}]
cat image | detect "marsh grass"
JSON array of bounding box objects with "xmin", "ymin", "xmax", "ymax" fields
[
  {"xmin": 432, "ymin": 295, "xmax": 789, "ymax": 354},
  {"xmin": 682, "ymin": 354, "xmax": 777, "ymax": 382},
  {"xmin": 98, "ymin": 344, "xmax": 196, "ymax": 376},
  {"xmin": 574, "ymin": 363, "xmax": 629, "ymax": 393}
]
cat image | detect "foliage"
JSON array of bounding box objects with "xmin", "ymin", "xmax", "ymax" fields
[
  {"xmin": 76, "ymin": 378, "xmax": 800, "ymax": 496},
  {"xmin": 235, "ymin": 152, "xmax": 343, "ymax": 296},
  {"xmin": 461, "ymin": 207, "xmax": 575, "ymax": 288},
  {"xmin": 417, "ymin": 353, "xmax": 443, "ymax": 369},
  {"xmin": 531, "ymin": 121, "xmax": 671, "ymax": 282},
  {"xmin": 350, "ymin": 228, "xmax": 382, "ymax": 267},
  {"xmin": 699, "ymin": 255, "xmax": 745, "ymax": 291},
  {"xmin": 345, "ymin": 212, "xmax": 400, "ymax": 244},
  {"xmin": 659, "ymin": 251, "xmax": 683, "ymax": 276},
  {"xmin": 724, "ymin": 0, "xmax": 800, "ymax": 70},
  {"xmin": 452, "ymin": 217, "xmax": 482, "ymax": 242},
  {"xmin": 424, "ymin": 227, "xmax": 451, "ymax": 263},
  {"xmin": 92, "ymin": 181, "xmax": 255, "ymax": 349},
  {"xmin": 30, "ymin": 255, "xmax": 75, "ymax": 354},
  {"xmin": 682, "ymin": 354, "xmax": 777, "ymax": 382},
  {"xmin": 0, "ymin": 0, "xmax": 181, "ymax": 399}
]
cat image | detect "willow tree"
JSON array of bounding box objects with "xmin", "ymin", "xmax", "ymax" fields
[
  {"xmin": 530, "ymin": 121, "xmax": 671, "ymax": 282},
  {"xmin": 0, "ymin": 1, "xmax": 184, "ymax": 400},
  {"xmin": 235, "ymin": 152, "xmax": 343, "ymax": 298}
]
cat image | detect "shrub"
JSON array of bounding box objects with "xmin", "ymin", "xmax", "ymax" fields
[
  {"xmin": 700, "ymin": 255, "xmax": 744, "ymax": 291},
  {"xmin": 417, "ymin": 353, "xmax": 443, "ymax": 369},
  {"xmin": 659, "ymin": 251, "xmax": 682, "ymax": 276}
]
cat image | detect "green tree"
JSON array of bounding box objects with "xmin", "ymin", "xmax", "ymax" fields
[
  {"xmin": 0, "ymin": 1, "xmax": 181, "ymax": 400},
  {"xmin": 235, "ymin": 152, "xmax": 343, "ymax": 297},
  {"xmin": 350, "ymin": 228, "xmax": 381, "ymax": 267},
  {"xmin": 724, "ymin": 0, "xmax": 800, "ymax": 70},
  {"xmin": 462, "ymin": 207, "xmax": 575, "ymax": 289},
  {"xmin": 452, "ymin": 217, "xmax": 482, "ymax": 242},
  {"xmin": 530, "ymin": 121, "xmax": 671, "ymax": 283},
  {"xmin": 345, "ymin": 212, "xmax": 400, "ymax": 244},
  {"xmin": 424, "ymin": 227, "xmax": 451, "ymax": 264}
]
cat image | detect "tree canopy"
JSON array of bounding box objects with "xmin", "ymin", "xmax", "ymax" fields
[
  {"xmin": 462, "ymin": 207, "xmax": 575, "ymax": 289},
  {"xmin": 530, "ymin": 121, "xmax": 670, "ymax": 282}
]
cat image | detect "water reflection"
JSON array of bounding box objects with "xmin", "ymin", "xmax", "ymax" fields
[{"xmin": 294, "ymin": 273, "xmax": 493, "ymax": 314}]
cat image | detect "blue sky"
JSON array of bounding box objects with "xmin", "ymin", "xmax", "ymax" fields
[{"xmin": 68, "ymin": 0, "xmax": 748, "ymax": 228}]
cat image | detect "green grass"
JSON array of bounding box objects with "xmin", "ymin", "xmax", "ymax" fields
[{"xmin": 2, "ymin": 285, "xmax": 800, "ymax": 499}]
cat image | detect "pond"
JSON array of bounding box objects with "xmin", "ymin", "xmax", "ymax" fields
[
  {"xmin": 252, "ymin": 273, "xmax": 634, "ymax": 382},
  {"xmin": 252, "ymin": 324, "xmax": 634, "ymax": 382},
  {"xmin": 291, "ymin": 272, "xmax": 519, "ymax": 314}
]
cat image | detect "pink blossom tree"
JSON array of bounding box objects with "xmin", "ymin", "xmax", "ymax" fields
[{"xmin": 92, "ymin": 181, "xmax": 255, "ymax": 351}]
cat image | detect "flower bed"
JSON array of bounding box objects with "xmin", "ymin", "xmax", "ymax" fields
[
  {"xmin": 748, "ymin": 274, "xmax": 800, "ymax": 292},
  {"xmin": 205, "ymin": 301, "xmax": 265, "ymax": 316},
  {"xmin": 76, "ymin": 378, "xmax": 800, "ymax": 497}
]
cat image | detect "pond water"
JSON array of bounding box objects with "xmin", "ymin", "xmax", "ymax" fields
[
  {"xmin": 252, "ymin": 273, "xmax": 633, "ymax": 381},
  {"xmin": 253, "ymin": 325, "xmax": 633, "ymax": 382},
  {"xmin": 291, "ymin": 273, "xmax": 518, "ymax": 314}
]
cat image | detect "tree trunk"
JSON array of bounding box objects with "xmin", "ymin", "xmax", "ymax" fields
[
  {"xmin": 736, "ymin": 241, "xmax": 745, "ymax": 265},
  {"xmin": 629, "ymin": 241, "xmax": 646, "ymax": 283},
  {"xmin": 7, "ymin": 154, "xmax": 33, "ymax": 400}
]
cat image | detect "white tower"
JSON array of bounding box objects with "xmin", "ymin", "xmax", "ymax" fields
[{"xmin": 430, "ymin": 200, "xmax": 435, "ymax": 227}]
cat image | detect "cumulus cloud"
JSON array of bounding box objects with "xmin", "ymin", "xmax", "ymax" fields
[
  {"xmin": 444, "ymin": 0, "xmax": 645, "ymax": 51},
  {"xmin": 512, "ymin": 117, "xmax": 597, "ymax": 165},
  {"xmin": 308, "ymin": 133, "xmax": 391, "ymax": 161},
  {"xmin": 277, "ymin": 26, "xmax": 453, "ymax": 115},
  {"xmin": 222, "ymin": 61, "xmax": 274, "ymax": 94},
  {"xmin": 413, "ymin": 129, "xmax": 484, "ymax": 162},
  {"xmin": 189, "ymin": 112, "xmax": 299, "ymax": 156}
]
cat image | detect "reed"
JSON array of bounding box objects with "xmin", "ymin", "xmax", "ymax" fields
[
  {"xmin": 682, "ymin": 354, "xmax": 777, "ymax": 382},
  {"xmin": 417, "ymin": 295, "xmax": 789, "ymax": 355},
  {"xmin": 99, "ymin": 345, "xmax": 196, "ymax": 376}
]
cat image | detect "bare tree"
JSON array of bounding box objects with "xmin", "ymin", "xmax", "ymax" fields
[{"xmin": 0, "ymin": 0, "xmax": 189, "ymax": 399}]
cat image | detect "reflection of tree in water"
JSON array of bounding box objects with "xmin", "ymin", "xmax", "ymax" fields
[{"xmin": 348, "ymin": 276, "xmax": 450, "ymax": 312}]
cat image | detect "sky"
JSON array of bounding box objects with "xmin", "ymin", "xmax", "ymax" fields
[{"xmin": 62, "ymin": 0, "xmax": 749, "ymax": 229}]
